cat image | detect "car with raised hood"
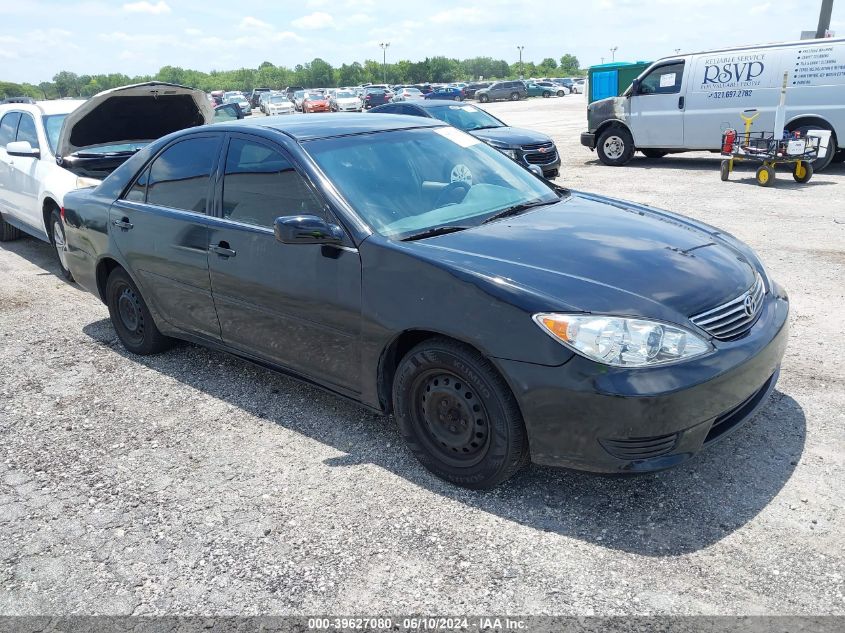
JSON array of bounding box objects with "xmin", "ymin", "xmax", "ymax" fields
[
  {"xmin": 0, "ymin": 82, "xmax": 212, "ymax": 280},
  {"xmin": 369, "ymin": 101, "xmax": 561, "ymax": 178},
  {"xmin": 61, "ymin": 114, "xmax": 788, "ymax": 490},
  {"xmin": 330, "ymin": 90, "xmax": 362, "ymax": 112}
]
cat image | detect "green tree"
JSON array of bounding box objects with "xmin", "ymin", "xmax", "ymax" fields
[
  {"xmin": 53, "ymin": 71, "xmax": 81, "ymax": 97},
  {"xmin": 559, "ymin": 54, "xmax": 580, "ymax": 75}
]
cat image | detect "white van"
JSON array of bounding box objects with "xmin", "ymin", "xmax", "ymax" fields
[{"xmin": 581, "ymin": 37, "xmax": 845, "ymax": 169}]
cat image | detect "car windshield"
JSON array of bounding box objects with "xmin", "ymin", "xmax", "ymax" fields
[
  {"xmin": 404, "ymin": 88, "xmax": 422, "ymax": 95},
  {"xmin": 426, "ymin": 105, "xmax": 503, "ymax": 132},
  {"xmin": 42, "ymin": 114, "xmax": 67, "ymax": 154},
  {"xmin": 303, "ymin": 127, "xmax": 561, "ymax": 239},
  {"xmin": 336, "ymin": 91, "xmax": 355, "ymax": 98},
  {"xmin": 270, "ymin": 96, "xmax": 287, "ymax": 103},
  {"xmin": 306, "ymin": 92, "xmax": 324, "ymax": 99}
]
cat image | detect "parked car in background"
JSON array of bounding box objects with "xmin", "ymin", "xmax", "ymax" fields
[
  {"xmin": 570, "ymin": 78, "xmax": 585, "ymax": 94},
  {"xmin": 363, "ymin": 88, "xmax": 391, "ymax": 109},
  {"xmin": 249, "ymin": 88, "xmax": 271, "ymax": 108},
  {"xmin": 302, "ymin": 92, "xmax": 331, "ymax": 113},
  {"xmin": 209, "ymin": 91, "xmax": 224, "ymax": 106},
  {"xmin": 62, "ymin": 114, "xmax": 788, "ymax": 490},
  {"xmin": 552, "ymin": 78, "xmax": 574, "ymax": 93},
  {"xmin": 285, "ymin": 86, "xmax": 305, "ymax": 101},
  {"xmin": 0, "ymin": 82, "xmax": 212, "ymax": 279},
  {"xmin": 213, "ymin": 102, "xmax": 244, "ymax": 122},
  {"xmin": 425, "ymin": 86, "xmax": 465, "ymax": 101},
  {"xmin": 525, "ymin": 81, "xmax": 567, "ymax": 97},
  {"xmin": 464, "ymin": 82, "xmax": 492, "ymax": 99},
  {"xmin": 330, "ymin": 90, "xmax": 362, "ymax": 112},
  {"xmin": 369, "ymin": 101, "xmax": 561, "ymax": 178},
  {"xmin": 476, "ymin": 81, "xmax": 527, "ymax": 103},
  {"xmin": 225, "ymin": 94, "xmax": 251, "ymax": 115},
  {"xmin": 293, "ymin": 90, "xmax": 307, "ymax": 112},
  {"xmin": 265, "ymin": 93, "xmax": 295, "ymax": 116},
  {"xmin": 392, "ymin": 87, "xmax": 425, "ymax": 102}
]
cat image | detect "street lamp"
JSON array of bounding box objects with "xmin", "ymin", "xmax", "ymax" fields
[
  {"xmin": 610, "ymin": 46, "xmax": 618, "ymax": 62},
  {"xmin": 517, "ymin": 45, "xmax": 524, "ymax": 79},
  {"xmin": 379, "ymin": 42, "xmax": 390, "ymax": 84}
]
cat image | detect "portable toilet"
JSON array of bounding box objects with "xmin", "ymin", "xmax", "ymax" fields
[{"xmin": 588, "ymin": 61, "xmax": 652, "ymax": 103}]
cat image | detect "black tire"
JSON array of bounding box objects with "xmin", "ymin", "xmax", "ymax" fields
[
  {"xmin": 596, "ymin": 125, "xmax": 635, "ymax": 166},
  {"xmin": 787, "ymin": 123, "xmax": 837, "ymax": 171},
  {"xmin": 720, "ymin": 160, "xmax": 731, "ymax": 182},
  {"xmin": 756, "ymin": 165, "xmax": 775, "ymax": 187},
  {"xmin": 49, "ymin": 208, "xmax": 73, "ymax": 281},
  {"xmin": 0, "ymin": 212, "xmax": 21, "ymax": 241},
  {"xmin": 510, "ymin": 92, "xmax": 519, "ymax": 101},
  {"xmin": 793, "ymin": 161, "xmax": 813, "ymax": 183},
  {"xmin": 392, "ymin": 338, "xmax": 529, "ymax": 489},
  {"xmin": 557, "ymin": 90, "xmax": 565, "ymax": 97},
  {"xmin": 105, "ymin": 268, "xmax": 172, "ymax": 355},
  {"xmin": 641, "ymin": 149, "xmax": 668, "ymax": 159},
  {"xmin": 479, "ymin": 94, "xmax": 489, "ymax": 103},
  {"xmin": 831, "ymin": 149, "xmax": 845, "ymax": 164}
]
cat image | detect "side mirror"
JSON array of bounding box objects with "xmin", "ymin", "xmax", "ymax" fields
[
  {"xmin": 274, "ymin": 215, "xmax": 344, "ymax": 245},
  {"xmin": 630, "ymin": 79, "xmax": 640, "ymax": 97},
  {"xmin": 6, "ymin": 140, "xmax": 40, "ymax": 158}
]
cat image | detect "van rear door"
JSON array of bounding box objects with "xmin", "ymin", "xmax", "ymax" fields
[{"xmin": 629, "ymin": 60, "xmax": 688, "ymax": 148}]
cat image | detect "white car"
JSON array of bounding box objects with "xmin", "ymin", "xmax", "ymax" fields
[
  {"xmin": 331, "ymin": 90, "xmax": 362, "ymax": 112},
  {"xmin": 265, "ymin": 94, "xmax": 295, "ymax": 115},
  {"xmin": 0, "ymin": 82, "xmax": 212, "ymax": 280},
  {"xmin": 570, "ymin": 78, "xmax": 585, "ymax": 94}
]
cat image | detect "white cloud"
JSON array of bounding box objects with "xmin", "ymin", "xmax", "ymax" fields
[
  {"xmin": 123, "ymin": 1, "xmax": 171, "ymax": 14},
  {"xmin": 430, "ymin": 7, "xmax": 486, "ymax": 25},
  {"xmin": 239, "ymin": 16, "xmax": 272, "ymax": 30},
  {"xmin": 347, "ymin": 13, "xmax": 374, "ymax": 26},
  {"xmin": 292, "ymin": 11, "xmax": 334, "ymax": 30},
  {"xmin": 185, "ymin": 27, "xmax": 202, "ymax": 36},
  {"xmin": 749, "ymin": 3, "xmax": 771, "ymax": 15}
]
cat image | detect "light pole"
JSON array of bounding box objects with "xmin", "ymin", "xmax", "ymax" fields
[
  {"xmin": 517, "ymin": 45, "xmax": 524, "ymax": 79},
  {"xmin": 379, "ymin": 42, "xmax": 390, "ymax": 84},
  {"xmin": 610, "ymin": 46, "xmax": 618, "ymax": 62}
]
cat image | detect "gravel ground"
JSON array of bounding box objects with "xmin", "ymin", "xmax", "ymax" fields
[{"xmin": 1, "ymin": 95, "xmax": 843, "ymax": 616}]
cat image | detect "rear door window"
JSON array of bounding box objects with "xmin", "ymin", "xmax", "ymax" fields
[
  {"xmin": 16, "ymin": 113, "xmax": 39, "ymax": 150},
  {"xmin": 146, "ymin": 136, "xmax": 220, "ymax": 213},
  {"xmin": 0, "ymin": 112, "xmax": 21, "ymax": 147}
]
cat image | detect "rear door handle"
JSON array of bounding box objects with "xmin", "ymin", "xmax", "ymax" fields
[
  {"xmin": 678, "ymin": 96, "xmax": 685, "ymax": 110},
  {"xmin": 210, "ymin": 242, "xmax": 236, "ymax": 258},
  {"xmin": 112, "ymin": 217, "xmax": 133, "ymax": 230}
]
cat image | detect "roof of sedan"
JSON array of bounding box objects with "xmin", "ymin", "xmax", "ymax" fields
[{"xmin": 224, "ymin": 113, "xmax": 445, "ymax": 140}]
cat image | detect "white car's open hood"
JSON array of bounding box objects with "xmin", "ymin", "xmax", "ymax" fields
[{"xmin": 56, "ymin": 82, "xmax": 213, "ymax": 157}]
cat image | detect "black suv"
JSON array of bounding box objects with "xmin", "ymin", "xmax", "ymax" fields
[
  {"xmin": 249, "ymin": 88, "xmax": 271, "ymax": 108},
  {"xmin": 475, "ymin": 81, "xmax": 527, "ymax": 103}
]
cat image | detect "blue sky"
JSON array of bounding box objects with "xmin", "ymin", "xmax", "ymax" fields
[{"xmin": 1, "ymin": 0, "xmax": 843, "ymax": 83}]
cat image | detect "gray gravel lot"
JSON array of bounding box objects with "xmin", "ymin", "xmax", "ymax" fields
[{"xmin": 1, "ymin": 95, "xmax": 843, "ymax": 616}]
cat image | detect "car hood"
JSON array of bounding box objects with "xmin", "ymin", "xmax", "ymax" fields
[
  {"xmin": 470, "ymin": 126, "xmax": 553, "ymax": 148},
  {"xmin": 57, "ymin": 82, "xmax": 213, "ymax": 157},
  {"xmin": 410, "ymin": 193, "xmax": 757, "ymax": 320}
]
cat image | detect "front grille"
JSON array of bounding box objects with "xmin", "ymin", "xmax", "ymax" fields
[
  {"xmin": 690, "ymin": 274, "xmax": 765, "ymax": 340},
  {"xmin": 600, "ymin": 432, "xmax": 679, "ymax": 461},
  {"xmin": 524, "ymin": 150, "xmax": 558, "ymax": 165},
  {"xmin": 521, "ymin": 141, "xmax": 554, "ymax": 152}
]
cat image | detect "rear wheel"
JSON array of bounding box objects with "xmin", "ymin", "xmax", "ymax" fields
[
  {"xmin": 557, "ymin": 90, "xmax": 565, "ymax": 97},
  {"xmin": 106, "ymin": 268, "xmax": 173, "ymax": 355},
  {"xmin": 49, "ymin": 208, "xmax": 73, "ymax": 281},
  {"xmin": 510, "ymin": 92, "xmax": 519, "ymax": 101},
  {"xmin": 597, "ymin": 125, "xmax": 635, "ymax": 166},
  {"xmin": 392, "ymin": 338, "xmax": 529, "ymax": 489},
  {"xmin": 787, "ymin": 122, "xmax": 837, "ymax": 171},
  {"xmin": 0, "ymin": 212, "xmax": 21, "ymax": 241},
  {"xmin": 542, "ymin": 91, "xmax": 551, "ymax": 98},
  {"xmin": 641, "ymin": 149, "xmax": 668, "ymax": 159},
  {"xmin": 479, "ymin": 94, "xmax": 489, "ymax": 103},
  {"xmin": 793, "ymin": 161, "xmax": 813, "ymax": 183},
  {"xmin": 756, "ymin": 165, "xmax": 775, "ymax": 187},
  {"xmin": 831, "ymin": 149, "xmax": 845, "ymax": 164},
  {"xmin": 720, "ymin": 160, "xmax": 731, "ymax": 182}
]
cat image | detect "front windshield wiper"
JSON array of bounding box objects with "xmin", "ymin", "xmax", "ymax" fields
[
  {"xmin": 481, "ymin": 198, "xmax": 558, "ymax": 224},
  {"xmin": 400, "ymin": 225, "xmax": 471, "ymax": 242},
  {"xmin": 469, "ymin": 125, "xmax": 502, "ymax": 131}
]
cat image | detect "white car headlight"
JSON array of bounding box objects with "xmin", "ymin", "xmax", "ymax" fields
[
  {"xmin": 498, "ymin": 148, "xmax": 517, "ymax": 159},
  {"xmin": 533, "ymin": 313, "xmax": 711, "ymax": 367}
]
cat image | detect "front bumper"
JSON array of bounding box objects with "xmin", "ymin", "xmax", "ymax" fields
[
  {"xmin": 495, "ymin": 289, "xmax": 789, "ymax": 473},
  {"xmin": 580, "ymin": 132, "xmax": 596, "ymax": 149}
]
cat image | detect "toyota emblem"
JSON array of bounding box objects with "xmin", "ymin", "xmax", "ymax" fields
[{"xmin": 743, "ymin": 295, "xmax": 755, "ymax": 317}]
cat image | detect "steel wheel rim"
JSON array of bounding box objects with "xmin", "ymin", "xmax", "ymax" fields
[
  {"xmin": 116, "ymin": 284, "xmax": 144, "ymax": 344},
  {"xmin": 52, "ymin": 220, "xmax": 69, "ymax": 270},
  {"xmin": 411, "ymin": 370, "xmax": 491, "ymax": 467},
  {"xmin": 604, "ymin": 135, "xmax": 625, "ymax": 160}
]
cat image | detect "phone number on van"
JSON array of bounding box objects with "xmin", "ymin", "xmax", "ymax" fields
[{"xmin": 707, "ymin": 90, "xmax": 754, "ymax": 99}]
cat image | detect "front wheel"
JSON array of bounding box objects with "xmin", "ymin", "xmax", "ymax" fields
[
  {"xmin": 596, "ymin": 126, "xmax": 635, "ymax": 166},
  {"xmin": 793, "ymin": 161, "xmax": 813, "ymax": 183},
  {"xmin": 392, "ymin": 338, "xmax": 529, "ymax": 489},
  {"xmin": 756, "ymin": 165, "xmax": 775, "ymax": 187},
  {"xmin": 49, "ymin": 208, "xmax": 73, "ymax": 281},
  {"xmin": 720, "ymin": 160, "xmax": 731, "ymax": 182},
  {"xmin": 479, "ymin": 94, "xmax": 489, "ymax": 103},
  {"xmin": 542, "ymin": 91, "xmax": 550, "ymax": 98},
  {"xmin": 510, "ymin": 92, "xmax": 519, "ymax": 101},
  {"xmin": 557, "ymin": 90, "xmax": 565, "ymax": 97},
  {"xmin": 641, "ymin": 149, "xmax": 668, "ymax": 159},
  {"xmin": 106, "ymin": 268, "xmax": 173, "ymax": 355}
]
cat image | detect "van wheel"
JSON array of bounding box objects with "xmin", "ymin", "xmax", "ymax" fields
[
  {"xmin": 49, "ymin": 208, "xmax": 74, "ymax": 282},
  {"xmin": 392, "ymin": 338, "xmax": 529, "ymax": 489},
  {"xmin": 831, "ymin": 149, "xmax": 845, "ymax": 164},
  {"xmin": 106, "ymin": 268, "xmax": 173, "ymax": 355},
  {"xmin": 0, "ymin": 213, "xmax": 21, "ymax": 241},
  {"xmin": 597, "ymin": 126, "xmax": 634, "ymax": 166},
  {"xmin": 788, "ymin": 122, "xmax": 837, "ymax": 171},
  {"xmin": 641, "ymin": 149, "xmax": 668, "ymax": 159}
]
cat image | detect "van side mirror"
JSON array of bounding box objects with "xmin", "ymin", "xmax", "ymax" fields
[
  {"xmin": 6, "ymin": 140, "xmax": 40, "ymax": 158},
  {"xmin": 274, "ymin": 215, "xmax": 344, "ymax": 245},
  {"xmin": 630, "ymin": 79, "xmax": 640, "ymax": 96}
]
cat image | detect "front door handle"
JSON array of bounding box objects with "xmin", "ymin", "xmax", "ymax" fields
[
  {"xmin": 210, "ymin": 242, "xmax": 236, "ymax": 258},
  {"xmin": 112, "ymin": 217, "xmax": 133, "ymax": 230},
  {"xmin": 678, "ymin": 96, "xmax": 685, "ymax": 110}
]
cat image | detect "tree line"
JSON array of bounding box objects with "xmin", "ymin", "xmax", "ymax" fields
[{"xmin": 1, "ymin": 54, "xmax": 583, "ymax": 99}]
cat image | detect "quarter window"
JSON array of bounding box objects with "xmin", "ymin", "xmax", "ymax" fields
[
  {"xmin": 638, "ymin": 62, "xmax": 685, "ymax": 95},
  {"xmin": 146, "ymin": 137, "xmax": 219, "ymax": 213},
  {"xmin": 222, "ymin": 138, "xmax": 324, "ymax": 228},
  {"xmin": 0, "ymin": 113, "xmax": 21, "ymax": 147},
  {"xmin": 16, "ymin": 113, "xmax": 39, "ymax": 150}
]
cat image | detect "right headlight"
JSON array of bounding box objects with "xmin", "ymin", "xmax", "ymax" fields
[
  {"xmin": 533, "ymin": 313, "xmax": 712, "ymax": 368},
  {"xmin": 497, "ymin": 148, "xmax": 517, "ymax": 160}
]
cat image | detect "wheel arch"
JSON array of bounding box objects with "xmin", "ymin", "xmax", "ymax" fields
[
  {"xmin": 41, "ymin": 196, "xmax": 61, "ymax": 241},
  {"xmin": 595, "ymin": 118, "xmax": 632, "ymax": 141},
  {"xmin": 785, "ymin": 114, "xmax": 838, "ymax": 143},
  {"xmin": 95, "ymin": 256, "xmax": 124, "ymax": 304}
]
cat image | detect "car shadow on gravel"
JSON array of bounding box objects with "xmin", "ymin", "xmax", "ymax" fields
[{"xmin": 81, "ymin": 317, "xmax": 805, "ymax": 558}]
